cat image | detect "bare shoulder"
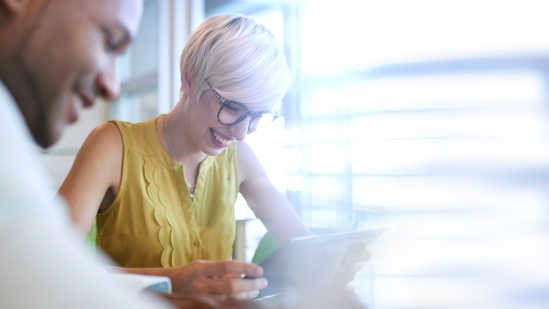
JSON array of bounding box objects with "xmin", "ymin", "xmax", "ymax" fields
[
  {"xmin": 86, "ymin": 122, "xmax": 123, "ymax": 150},
  {"xmin": 235, "ymin": 140, "xmax": 254, "ymax": 159},
  {"xmin": 235, "ymin": 141, "xmax": 266, "ymax": 185},
  {"xmin": 71, "ymin": 121, "xmax": 124, "ymax": 184},
  {"xmin": 235, "ymin": 141, "xmax": 255, "ymax": 171}
]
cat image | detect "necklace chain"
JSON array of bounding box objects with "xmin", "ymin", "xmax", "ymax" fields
[{"xmin": 187, "ymin": 181, "xmax": 195, "ymax": 200}]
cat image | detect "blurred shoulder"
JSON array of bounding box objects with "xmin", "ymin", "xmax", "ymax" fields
[{"xmin": 87, "ymin": 122, "xmax": 123, "ymax": 148}]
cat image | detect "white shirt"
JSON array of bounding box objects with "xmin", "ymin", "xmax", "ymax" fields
[{"xmin": 0, "ymin": 82, "xmax": 170, "ymax": 308}]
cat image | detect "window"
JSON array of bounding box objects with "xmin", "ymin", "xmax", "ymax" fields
[
  {"xmin": 112, "ymin": 0, "xmax": 203, "ymax": 122},
  {"xmin": 295, "ymin": 1, "xmax": 549, "ymax": 307},
  {"xmin": 111, "ymin": 0, "xmax": 159, "ymax": 122}
]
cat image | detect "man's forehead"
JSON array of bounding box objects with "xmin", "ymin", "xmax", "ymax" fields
[
  {"xmin": 86, "ymin": 0, "xmax": 143, "ymax": 38},
  {"xmin": 115, "ymin": 0, "xmax": 143, "ymax": 38}
]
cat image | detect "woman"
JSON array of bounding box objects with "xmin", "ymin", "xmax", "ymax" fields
[{"xmin": 59, "ymin": 15, "xmax": 310, "ymax": 302}]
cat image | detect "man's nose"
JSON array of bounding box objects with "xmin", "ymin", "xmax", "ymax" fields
[{"xmin": 95, "ymin": 62, "xmax": 120, "ymax": 101}]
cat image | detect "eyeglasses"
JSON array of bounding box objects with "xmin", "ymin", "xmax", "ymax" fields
[{"xmin": 206, "ymin": 81, "xmax": 278, "ymax": 133}]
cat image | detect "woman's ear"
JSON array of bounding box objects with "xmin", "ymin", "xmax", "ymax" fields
[{"xmin": 181, "ymin": 71, "xmax": 191, "ymax": 94}]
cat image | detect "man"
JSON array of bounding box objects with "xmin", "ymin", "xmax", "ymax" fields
[{"xmin": 0, "ymin": 0, "xmax": 172, "ymax": 307}]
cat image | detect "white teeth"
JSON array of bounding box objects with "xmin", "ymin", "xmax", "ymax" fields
[{"xmin": 212, "ymin": 130, "xmax": 230, "ymax": 145}]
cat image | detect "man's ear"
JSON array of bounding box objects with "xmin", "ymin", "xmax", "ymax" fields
[{"xmin": 1, "ymin": 0, "xmax": 27, "ymax": 14}]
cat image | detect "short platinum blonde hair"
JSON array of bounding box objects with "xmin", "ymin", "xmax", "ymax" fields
[{"xmin": 180, "ymin": 15, "xmax": 291, "ymax": 111}]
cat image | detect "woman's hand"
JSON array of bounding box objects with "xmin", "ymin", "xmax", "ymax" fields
[{"xmin": 171, "ymin": 260, "xmax": 268, "ymax": 304}]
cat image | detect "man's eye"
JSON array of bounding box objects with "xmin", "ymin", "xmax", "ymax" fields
[
  {"xmin": 106, "ymin": 36, "xmax": 120, "ymax": 51},
  {"xmin": 102, "ymin": 28, "xmax": 126, "ymax": 53}
]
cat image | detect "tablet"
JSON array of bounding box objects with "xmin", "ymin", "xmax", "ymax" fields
[{"xmin": 254, "ymin": 228, "xmax": 385, "ymax": 300}]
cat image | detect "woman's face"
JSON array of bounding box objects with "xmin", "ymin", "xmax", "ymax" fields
[{"xmin": 187, "ymin": 89, "xmax": 273, "ymax": 156}]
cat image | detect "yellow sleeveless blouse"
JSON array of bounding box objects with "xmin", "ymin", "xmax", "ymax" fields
[{"xmin": 96, "ymin": 117, "xmax": 238, "ymax": 268}]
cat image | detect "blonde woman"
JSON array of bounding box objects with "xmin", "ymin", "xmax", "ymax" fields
[{"xmin": 59, "ymin": 15, "xmax": 310, "ymax": 302}]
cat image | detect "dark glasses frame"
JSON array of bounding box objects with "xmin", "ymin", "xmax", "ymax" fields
[{"xmin": 206, "ymin": 81, "xmax": 278, "ymax": 133}]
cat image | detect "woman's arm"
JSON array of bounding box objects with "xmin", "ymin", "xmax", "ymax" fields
[
  {"xmin": 236, "ymin": 142, "xmax": 371, "ymax": 294},
  {"xmin": 59, "ymin": 122, "xmax": 123, "ymax": 235},
  {"xmin": 236, "ymin": 141, "xmax": 312, "ymax": 244},
  {"xmin": 111, "ymin": 260, "xmax": 267, "ymax": 302}
]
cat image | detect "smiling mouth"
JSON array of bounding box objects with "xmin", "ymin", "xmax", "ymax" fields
[{"xmin": 210, "ymin": 128, "xmax": 231, "ymax": 147}]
